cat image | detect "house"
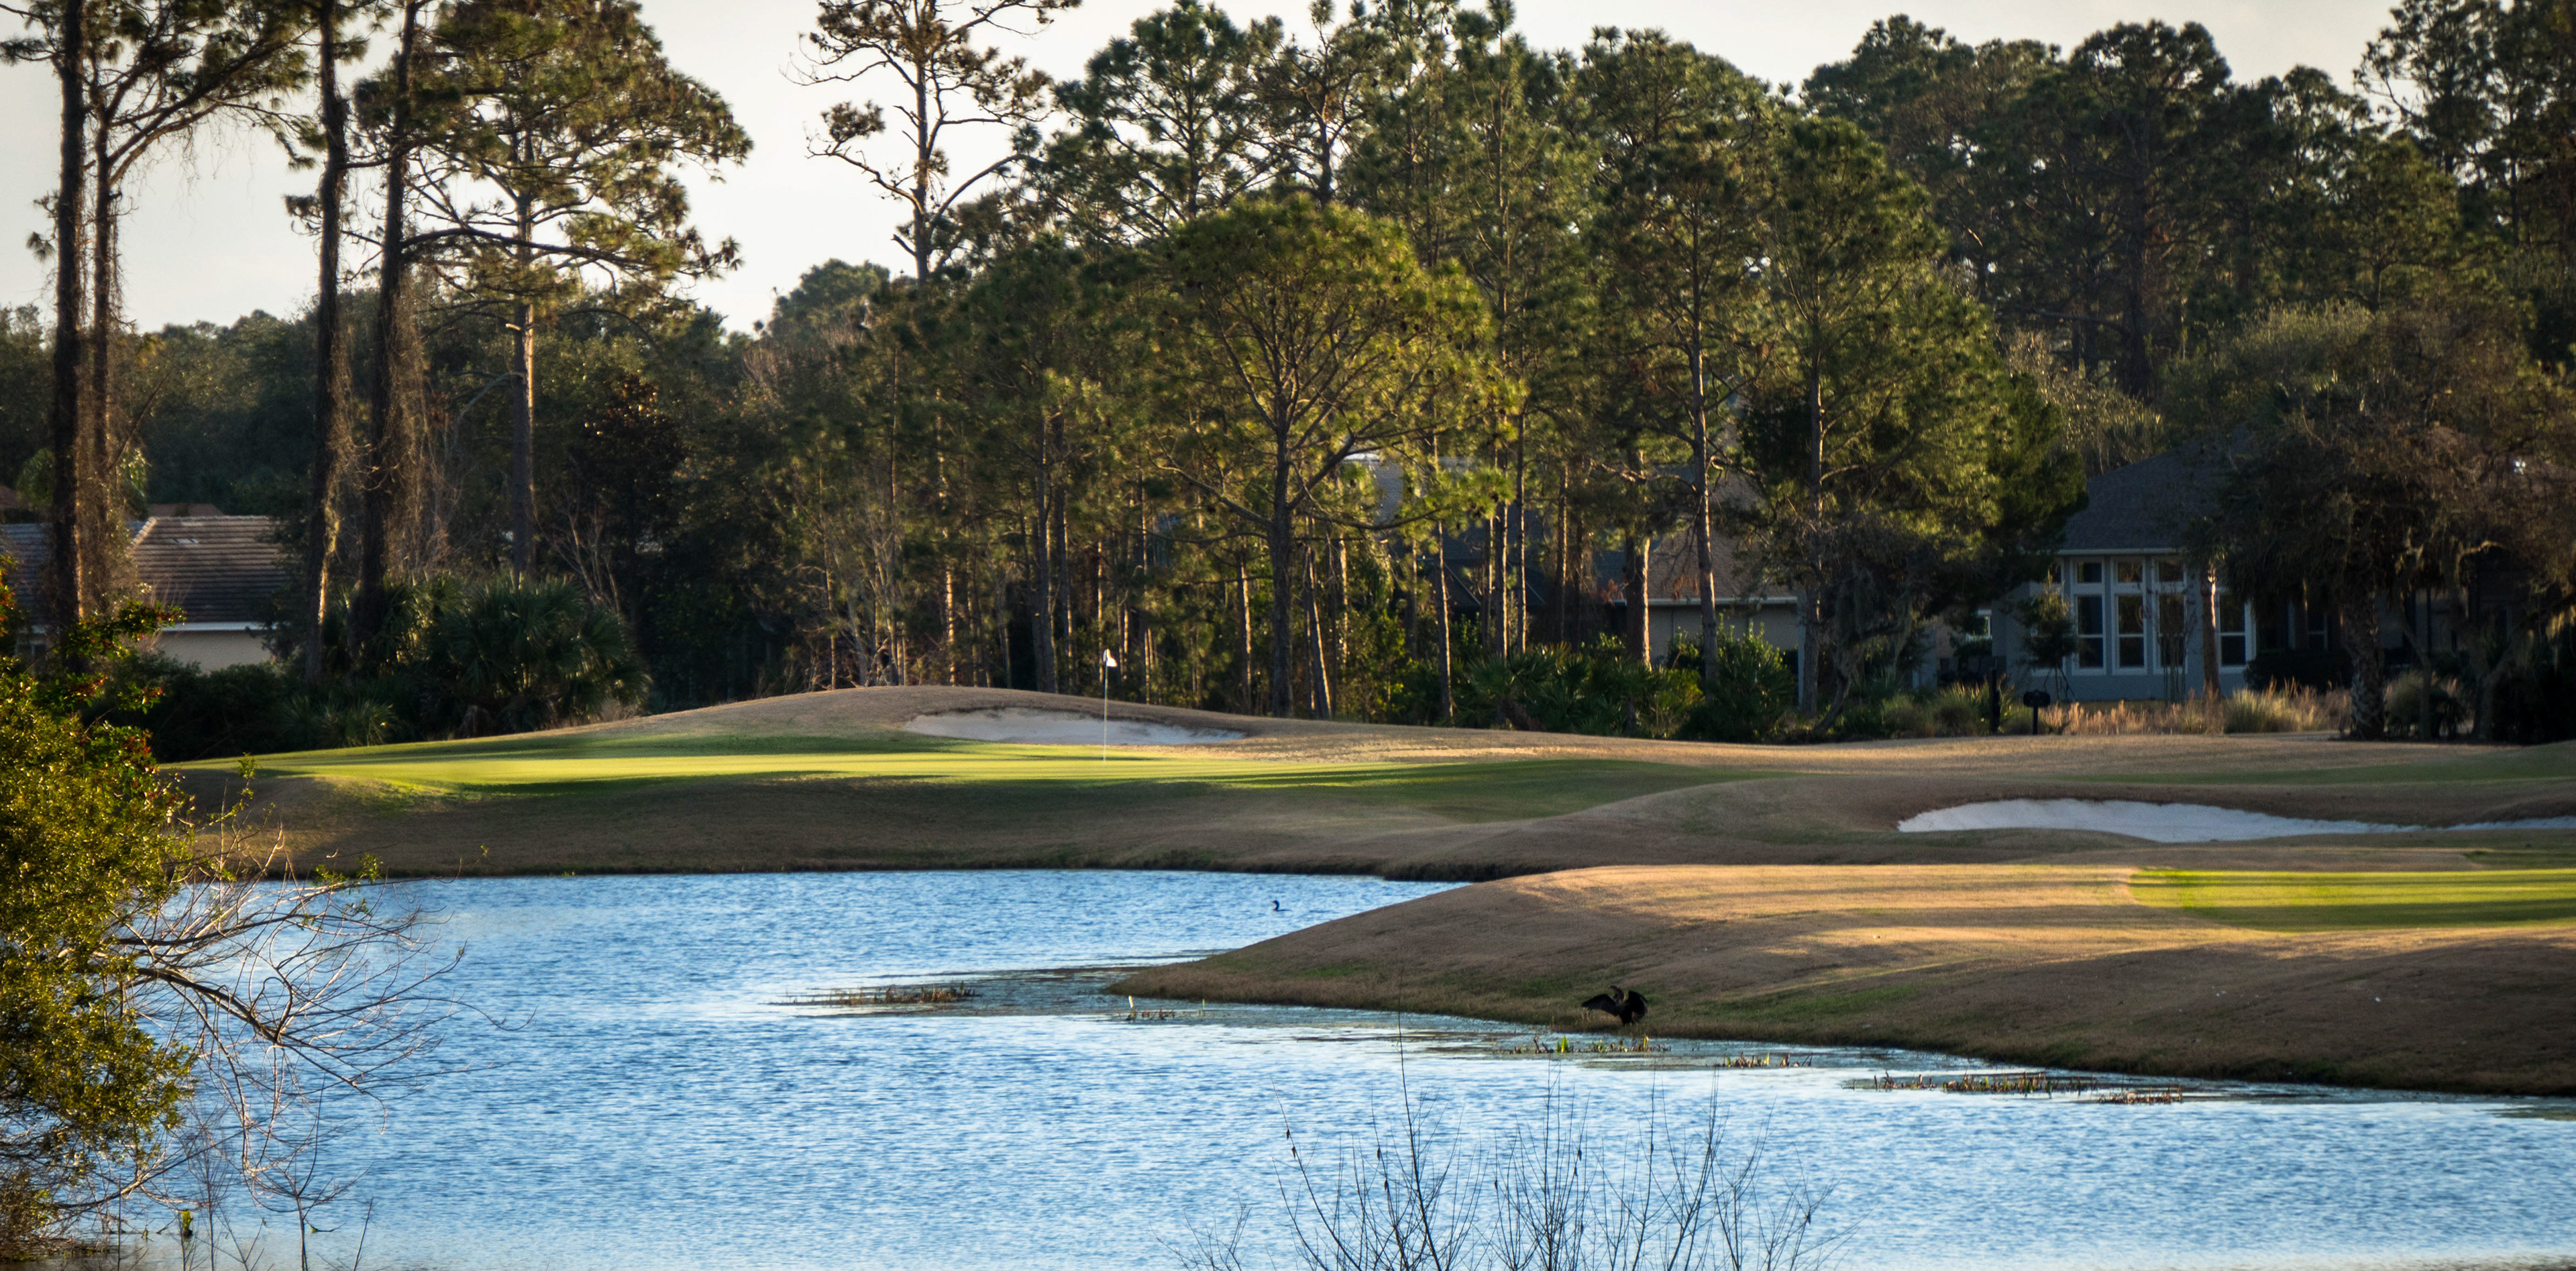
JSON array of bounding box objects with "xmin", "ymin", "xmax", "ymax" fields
[
  {"xmin": 1596, "ymin": 534, "xmax": 1801, "ymax": 661},
  {"xmin": 1991, "ymin": 450, "xmax": 2347, "ymax": 702},
  {"xmin": 2, "ymin": 515, "xmax": 288, "ymax": 670},
  {"xmin": 1989, "ymin": 450, "xmax": 2257, "ymax": 701}
]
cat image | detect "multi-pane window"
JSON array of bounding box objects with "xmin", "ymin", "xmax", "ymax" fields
[
  {"xmin": 2218, "ymin": 591, "xmax": 2247, "ymax": 666},
  {"xmin": 2053, "ymin": 554, "xmax": 2261, "ymax": 678},
  {"xmin": 2116, "ymin": 594, "xmax": 2147, "ymax": 668},
  {"xmin": 2076, "ymin": 594, "xmax": 2105, "ymax": 668}
]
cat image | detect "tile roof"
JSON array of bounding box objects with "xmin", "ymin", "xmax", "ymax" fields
[{"xmin": 1, "ymin": 515, "xmax": 289, "ymax": 626}]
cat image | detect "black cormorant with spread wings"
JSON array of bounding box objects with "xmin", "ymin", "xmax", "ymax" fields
[{"xmin": 1580, "ymin": 986, "xmax": 1648, "ymax": 1026}]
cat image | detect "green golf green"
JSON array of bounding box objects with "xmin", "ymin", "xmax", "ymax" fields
[
  {"xmin": 2131, "ymin": 867, "xmax": 2576, "ymax": 931},
  {"xmin": 198, "ymin": 731, "xmax": 1763, "ymax": 824}
]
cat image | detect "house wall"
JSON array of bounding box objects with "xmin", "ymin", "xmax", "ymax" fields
[
  {"xmin": 150, "ymin": 627, "xmax": 272, "ymax": 672},
  {"xmin": 1999, "ymin": 551, "xmax": 2252, "ymax": 703},
  {"xmin": 1637, "ymin": 601, "xmax": 1800, "ymax": 663}
]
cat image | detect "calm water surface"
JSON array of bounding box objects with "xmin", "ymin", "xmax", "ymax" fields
[{"xmin": 256, "ymin": 872, "xmax": 2576, "ymax": 1270}]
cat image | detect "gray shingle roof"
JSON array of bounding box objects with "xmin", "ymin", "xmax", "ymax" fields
[
  {"xmin": 2059, "ymin": 450, "xmax": 2222, "ymax": 554},
  {"xmin": 2, "ymin": 515, "xmax": 289, "ymax": 626}
]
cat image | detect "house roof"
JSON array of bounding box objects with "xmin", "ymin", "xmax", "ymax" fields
[
  {"xmin": 1589, "ymin": 532, "xmax": 1780, "ymax": 604},
  {"xmin": 2, "ymin": 515, "xmax": 289, "ymax": 626},
  {"xmin": 2058, "ymin": 450, "xmax": 2222, "ymax": 555}
]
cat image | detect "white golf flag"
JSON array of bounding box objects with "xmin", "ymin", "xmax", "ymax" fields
[{"xmin": 1102, "ymin": 651, "xmax": 1118, "ymax": 668}]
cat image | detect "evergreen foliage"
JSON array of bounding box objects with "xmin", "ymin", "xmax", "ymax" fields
[{"xmin": 4, "ymin": 0, "xmax": 2571, "ymax": 743}]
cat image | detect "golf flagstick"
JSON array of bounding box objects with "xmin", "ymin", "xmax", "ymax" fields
[{"xmin": 1101, "ymin": 650, "xmax": 1118, "ymax": 762}]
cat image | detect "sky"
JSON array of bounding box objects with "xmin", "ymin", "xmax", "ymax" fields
[{"xmin": 0, "ymin": 0, "xmax": 2398, "ymax": 334}]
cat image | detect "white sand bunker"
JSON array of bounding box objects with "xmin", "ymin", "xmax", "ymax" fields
[
  {"xmin": 902, "ymin": 707, "xmax": 1244, "ymax": 746},
  {"xmin": 1898, "ymin": 799, "xmax": 2576, "ymax": 844}
]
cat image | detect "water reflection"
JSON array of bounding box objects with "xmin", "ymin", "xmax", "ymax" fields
[{"xmin": 97, "ymin": 871, "xmax": 2576, "ymax": 1271}]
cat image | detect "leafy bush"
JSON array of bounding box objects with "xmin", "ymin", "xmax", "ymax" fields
[
  {"xmin": 2386, "ymin": 674, "xmax": 2468, "ymax": 739},
  {"xmin": 1452, "ymin": 640, "xmax": 1705, "ymax": 739},
  {"xmin": 121, "ymin": 575, "xmax": 647, "ymax": 760},
  {"xmin": 1672, "ymin": 628, "xmax": 1796, "ymax": 742},
  {"xmin": 2489, "ymin": 624, "xmax": 2576, "ymax": 744},
  {"xmin": 1834, "ymin": 684, "xmax": 1991, "ymax": 740}
]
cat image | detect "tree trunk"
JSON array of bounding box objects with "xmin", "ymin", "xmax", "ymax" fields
[
  {"xmin": 2343, "ymin": 591, "xmax": 2387, "ymax": 740},
  {"xmin": 1265, "ymin": 419, "xmax": 1298, "ymax": 715},
  {"xmin": 1267, "ymin": 510, "xmax": 1297, "ymax": 717},
  {"xmin": 1236, "ymin": 562, "xmax": 1253, "ymax": 712},
  {"xmin": 85, "ymin": 109, "xmax": 117, "ymax": 613},
  {"xmin": 1504, "ymin": 438, "xmax": 1514, "ymax": 654},
  {"xmin": 1303, "ymin": 546, "xmax": 1334, "ymax": 719},
  {"xmin": 2199, "ymin": 564, "xmax": 2220, "ymax": 701},
  {"xmin": 1434, "ymin": 523, "xmax": 1454, "ymax": 721},
  {"xmin": 48, "ymin": 0, "xmax": 87, "ymax": 635},
  {"xmin": 1796, "ymin": 364, "xmax": 1825, "ymax": 714},
  {"xmin": 1030, "ymin": 464, "xmax": 1056, "ymax": 695},
  {"xmin": 303, "ymin": 0, "xmax": 350, "ymax": 682},
  {"xmin": 509, "ymin": 294, "xmax": 536, "ymax": 573},
  {"xmin": 508, "ymin": 189, "xmax": 537, "ymax": 574},
  {"xmin": 1693, "ymin": 431, "xmax": 1719, "ymax": 689},
  {"xmin": 357, "ymin": 0, "xmax": 423, "ymax": 651},
  {"xmin": 1621, "ymin": 530, "xmax": 1648, "ymax": 664}
]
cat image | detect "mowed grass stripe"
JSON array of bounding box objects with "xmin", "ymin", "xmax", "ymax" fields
[
  {"xmin": 191, "ymin": 735, "xmax": 1767, "ymax": 823},
  {"xmin": 2131, "ymin": 868, "xmax": 2576, "ymax": 931},
  {"xmin": 2086, "ymin": 740, "xmax": 2576, "ymax": 788}
]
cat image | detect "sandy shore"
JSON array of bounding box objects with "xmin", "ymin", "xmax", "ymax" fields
[{"xmin": 1114, "ymin": 862, "xmax": 2576, "ymax": 1095}]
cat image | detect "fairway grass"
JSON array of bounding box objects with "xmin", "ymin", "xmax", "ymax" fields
[
  {"xmin": 2131, "ymin": 868, "xmax": 2576, "ymax": 931},
  {"xmin": 2086, "ymin": 740, "xmax": 2576, "ymax": 789},
  {"xmin": 211, "ymin": 731, "xmax": 1761, "ymax": 824}
]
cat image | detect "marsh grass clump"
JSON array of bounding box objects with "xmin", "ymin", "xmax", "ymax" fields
[
  {"xmin": 1173, "ymin": 1084, "xmax": 1843, "ymax": 1271},
  {"xmin": 788, "ymin": 984, "xmax": 976, "ymax": 1009},
  {"xmin": 2034, "ymin": 687, "xmax": 2348, "ymax": 736},
  {"xmin": 2219, "ymin": 687, "xmax": 2348, "ymax": 734},
  {"xmin": 1495, "ymin": 1033, "xmax": 1668, "ymax": 1056},
  {"xmin": 1856, "ymin": 1070, "xmax": 2194, "ymax": 1103}
]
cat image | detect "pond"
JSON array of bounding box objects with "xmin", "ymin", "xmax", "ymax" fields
[{"xmin": 180, "ymin": 871, "xmax": 2576, "ymax": 1271}]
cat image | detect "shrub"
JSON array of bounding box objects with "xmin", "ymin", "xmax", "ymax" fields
[
  {"xmin": 2385, "ymin": 675, "xmax": 2467, "ymax": 739},
  {"xmin": 1453, "ymin": 640, "xmax": 1707, "ymax": 740},
  {"xmin": 2246, "ymin": 647, "xmax": 2350, "ymax": 692},
  {"xmin": 119, "ymin": 574, "xmax": 648, "ymax": 760},
  {"xmin": 2489, "ymin": 623, "xmax": 2576, "ymax": 744},
  {"xmin": 2222, "ymin": 686, "xmax": 2347, "ymax": 733},
  {"xmin": 1674, "ymin": 627, "xmax": 1795, "ymax": 742},
  {"xmin": 1931, "ymin": 684, "xmax": 1986, "ymax": 734}
]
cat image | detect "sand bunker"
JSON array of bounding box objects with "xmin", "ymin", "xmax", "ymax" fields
[
  {"xmin": 1898, "ymin": 799, "xmax": 2576, "ymax": 844},
  {"xmin": 902, "ymin": 707, "xmax": 1244, "ymax": 746}
]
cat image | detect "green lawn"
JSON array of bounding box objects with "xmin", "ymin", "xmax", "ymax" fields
[
  {"xmin": 2131, "ymin": 868, "xmax": 2576, "ymax": 931},
  {"xmin": 2088, "ymin": 740, "xmax": 2576, "ymax": 788},
  {"xmin": 197, "ymin": 731, "xmax": 1764, "ymax": 824}
]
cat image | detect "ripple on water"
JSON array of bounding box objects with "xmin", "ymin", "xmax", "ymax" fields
[{"xmin": 164, "ymin": 870, "xmax": 2576, "ymax": 1271}]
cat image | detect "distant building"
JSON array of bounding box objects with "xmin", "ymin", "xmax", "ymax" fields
[
  {"xmin": 2, "ymin": 515, "xmax": 287, "ymax": 670},
  {"xmin": 1595, "ymin": 535, "xmax": 1801, "ymax": 660},
  {"xmin": 1982, "ymin": 450, "xmax": 2253, "ymax": 702},
  {"xmin": 1986, "ymin": 449, "xmax": 2482, "ymax": 703}
]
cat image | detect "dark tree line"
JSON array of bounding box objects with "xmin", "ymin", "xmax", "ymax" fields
[{"xmin": 5, "ymin": 0, "xmax": 2572, "ymax": 743}]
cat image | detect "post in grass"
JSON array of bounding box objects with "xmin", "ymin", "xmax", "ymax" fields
[{"xmin": 1101, "ymin": 650, "xmax": 1118, "ymax": 762}]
